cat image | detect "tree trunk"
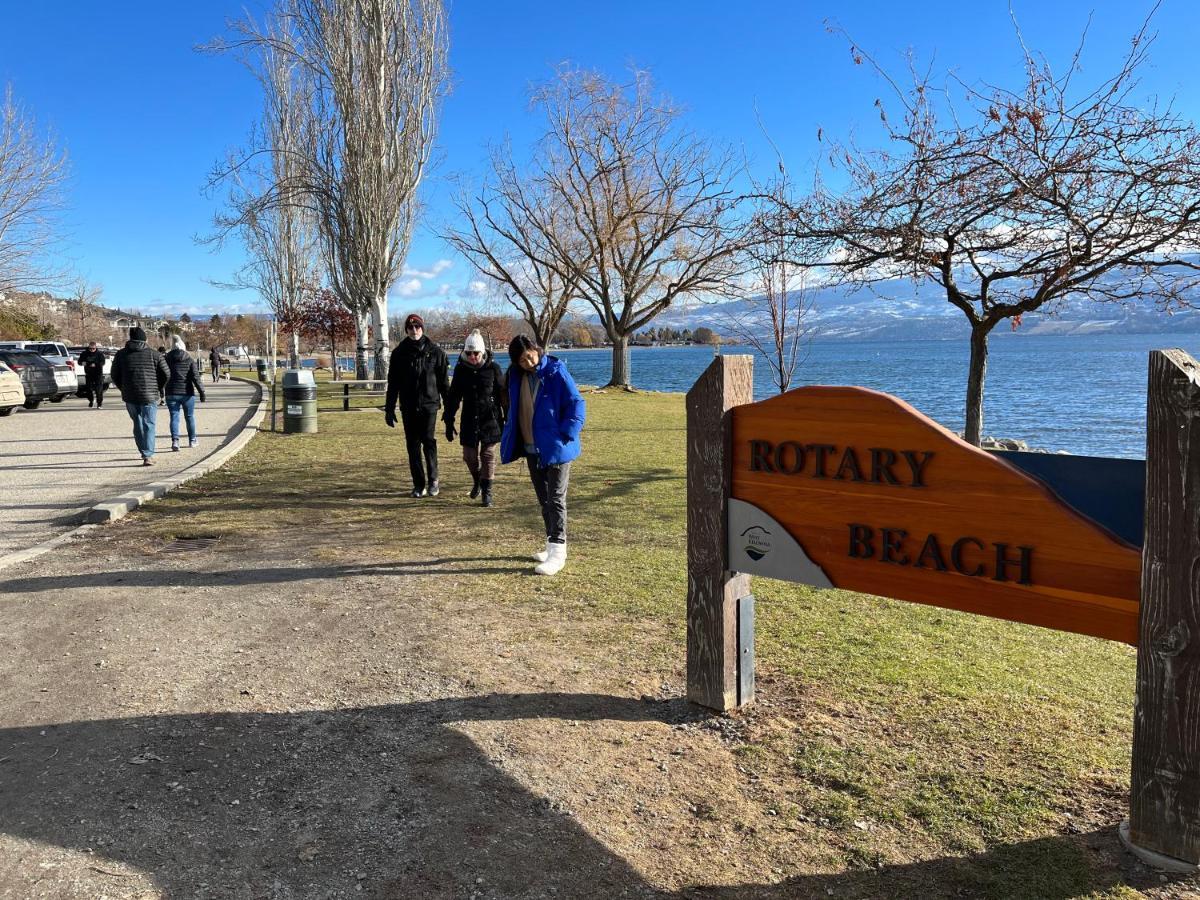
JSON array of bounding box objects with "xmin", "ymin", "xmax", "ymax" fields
[
  {"xmin": 963, "ymin": 323, "xmax": 992, "ymax": 446},
  {"xmin": 370, "ymin": 296, "xmax": 389, "ymax": 381},
  {"xmin": 354, "ymin": 308, "xmax": 369, "ymax": 381},
  {"xmin": 289, "ymin": 331, "xmax": 300, "ymax": 369},
  {"xmin": 607, "ymin": 333, "xmax": 632, "ymax": 388},
  {"xmin": 330, "ymin": 332, "xmax": 341, "ymax": 381}
]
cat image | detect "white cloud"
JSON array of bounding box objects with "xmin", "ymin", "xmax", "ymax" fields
[
  {"xmin": 402, "ymin": 259, "xmax": 453, "ymax": 279},
  {"xmin": 394, "ymin": 278, "xmax": 425, "ymax": 297},
  {"xmin": 459, "ymin": 279, "xmax": 489, "ymax": 299}
]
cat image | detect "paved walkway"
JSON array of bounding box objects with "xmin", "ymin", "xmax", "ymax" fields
[{"xmin": 0, "ymin": 378, "xmax": 259, "ymax": 556}]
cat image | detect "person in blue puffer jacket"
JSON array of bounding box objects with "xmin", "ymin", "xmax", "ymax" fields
[{"xmin": 500, "ymin": 334, "xmax": 586, "ymax": 576}]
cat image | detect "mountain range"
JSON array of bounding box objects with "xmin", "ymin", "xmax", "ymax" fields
[{"xmin": 658, "ymin": 273, "xmax": 1200, "ymax": 342}]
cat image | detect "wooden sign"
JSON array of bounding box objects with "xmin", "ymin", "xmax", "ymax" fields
[{"xmin": 728, "ymin": 386, "xmax": 1142, "ymax": 644}]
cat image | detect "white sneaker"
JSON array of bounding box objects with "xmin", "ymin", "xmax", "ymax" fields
[
  {"xmin": 533, "ymin": 540, "xmax": 551, "ymax": 563},
  {"xmin": 533, "ymin": 542, "xmax": 567, "ymax": 576}
]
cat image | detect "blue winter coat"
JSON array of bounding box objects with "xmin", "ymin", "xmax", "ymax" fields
[{"xmin": 499, "ymin": 354, "xmax": 586, "ymax": 466}]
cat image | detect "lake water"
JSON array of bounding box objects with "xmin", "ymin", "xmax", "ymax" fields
[{"xmin": 551, "ymin": 333, "xmax": 1200, "ymax": 459}]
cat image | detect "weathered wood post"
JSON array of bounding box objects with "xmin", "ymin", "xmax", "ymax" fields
[
  {"xmin": 1126, "ymin": 348, "xmax": 1200, "ymax": 868},
  {"xmin": 686, "ymin": 355, "xmax": 753, "ymax": 710}
]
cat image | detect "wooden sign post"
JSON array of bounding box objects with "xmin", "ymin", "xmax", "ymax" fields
[
  {"xmin": 1125, "ymin": 349, "xmax": 1200, "ymax": 868},
  {"xmin": 685, "ymin": 347, "xmax": 1200, "ymax": 870},
  {"xmin": 686, "ymin": 355, "xmax": 753, "ymax": 710}
]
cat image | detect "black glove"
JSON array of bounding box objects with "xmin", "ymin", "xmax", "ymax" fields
[
  {"xmin": 384, "ymin": 409, "xmax": 397, "ymax": 428},
  {"xmin": 445, "ymin": 422, "xmax": 457, "ymax": 442}
]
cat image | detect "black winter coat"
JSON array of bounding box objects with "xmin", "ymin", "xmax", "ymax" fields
[
  {"xmin": 386, "ymin": 336, "xmax": 448, "ymax": 413},
  {"xmin": 111, "ymin": 341, "xmax": 169, "ymax": 405},
  {"xmin": 165, "ymin": 349, "xmax": 207, "ymax": 399},
  {"xmin": 443, "ymin": 353, "xmax": 507, "ymax": 445},
  {"xmin": 78, "ymin": 348, "xmax": 106, "ymax": 383}
]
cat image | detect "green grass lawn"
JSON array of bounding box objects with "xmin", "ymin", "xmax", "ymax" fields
[{"xmin": 139, "ymin": 386, "xmax": 1142, "ymax": 895}]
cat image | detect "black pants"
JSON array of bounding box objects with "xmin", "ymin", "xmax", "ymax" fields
[
  {"xmin": 85, "ymin": 376, "xmax": 106, "ymax": 407},
  {"xmin": 526, "ymin": 454, "xmax": 570, "ymax": 544},
  {"xmin": 402, "ymin": 406, "xmax": 439, "ymax": 489}
]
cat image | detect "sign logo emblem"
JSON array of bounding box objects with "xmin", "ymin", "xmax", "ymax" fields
[{"xmin": 741, "ymin": 525, "xmax": 772, "ymax": 561}]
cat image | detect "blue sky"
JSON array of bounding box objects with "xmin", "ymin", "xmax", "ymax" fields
[{"xmin": 2, "ymin": 1, "xmax": 1198, "ymax": 318}]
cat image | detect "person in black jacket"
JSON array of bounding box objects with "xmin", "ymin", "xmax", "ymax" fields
[
  {"xmin": 164, "ymin": 335, "xmax": 207, "ymax": 451},
  {"xmin": 443, "ymin": 330, "xmax": 507, "ymax": 507},
  {"xmin": 77, "ymin": 341, "xmax": 107, "ymax": 408},
  {"xmin": 111, "ymin": 326, "xmax": 169, "ymax": 466},
  {"xmin": 384, "ymin": 314, "xmax": 449, "ymax": 497}
]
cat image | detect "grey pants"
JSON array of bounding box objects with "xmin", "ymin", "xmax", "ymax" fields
[
  {"xmin": 526, "ymin": 454, "xmax": 570, "ymax": 544},
  {"xmin": 463, "ymin": 442, "xmax": 497, "ymax": 480}
]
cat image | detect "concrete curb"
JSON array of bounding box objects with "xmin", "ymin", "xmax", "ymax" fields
[{"xmin": 0, "ymin": 378, "xmax": 267, "ymax": 573}]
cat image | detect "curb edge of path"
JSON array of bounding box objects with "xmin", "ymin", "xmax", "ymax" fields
[{"xmin": 0, "ymin": 376, "xmax": 267, "ymax": 573}]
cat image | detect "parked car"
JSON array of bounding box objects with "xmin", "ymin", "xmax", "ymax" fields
[
  {"xmin": 0, "ymin": 340, "xmax": 76, "ymax": 402},
  {"xmin": 67, "ymin": 344, "xmax": 114, "ymax": 393},
  {"xmin": 0, "ymin": 349, "xmax": 58, "ymax": 409},
  {"xmin": 0, "ymin": 360, "xmax": 25, "ymax": 416}
]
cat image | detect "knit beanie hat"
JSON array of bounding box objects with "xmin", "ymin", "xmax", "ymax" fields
[
  {"xmin": 404, "ymin": 313, "xmax": 424, "ymax": 331},
  {"xmin": 130, "ymin": 326, "xmax": 147, "ymax": 342},
  {"xmin": 463, "ymin": 330, "xmax": 486, "ymax": 354}
]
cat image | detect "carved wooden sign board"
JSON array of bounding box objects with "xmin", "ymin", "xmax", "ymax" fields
[{"xmin": 727, "ymin": 386, "xmax": 1142, "ymax": 644}]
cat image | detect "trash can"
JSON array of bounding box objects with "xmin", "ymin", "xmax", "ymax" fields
[
  {"xmin": 256, "ymin": 358, "xmax": 268, "ymax": 382},
  {"xmin": 282, "ymin": 369, "xmax": 317, "ymax": 434}
]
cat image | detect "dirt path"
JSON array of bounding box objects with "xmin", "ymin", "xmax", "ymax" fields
[{"xmin": 0, "ymin": 511, "xmax": 1183, "ymax": 899}]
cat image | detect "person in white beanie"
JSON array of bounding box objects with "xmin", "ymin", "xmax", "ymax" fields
[{"xmin": 443, "ymin": 330, "xmax": 507, "ymax": 506}]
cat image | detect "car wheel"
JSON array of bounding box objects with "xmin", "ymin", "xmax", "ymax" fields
[
  {"xmin": 23, "ymin": 399, "xmax": 41, "ymax": 409},
  {"xmin": 0, "ymin": 406, "xmax": 14, "ymax": 417}
]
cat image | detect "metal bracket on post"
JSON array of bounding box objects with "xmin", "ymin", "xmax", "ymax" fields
[{"xmin": 738, "ymin": 594, "xmax": 755, "ymax": 707}]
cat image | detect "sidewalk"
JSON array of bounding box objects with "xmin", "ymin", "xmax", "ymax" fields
[{"xmin": 0, "ymin": 377, "xmax": 260, "ymax": 557}]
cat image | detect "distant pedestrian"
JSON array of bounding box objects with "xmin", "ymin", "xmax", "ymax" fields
[
  {"xmin": 111, "ymin": 326, "xmax": 169, "ymax": 466},
  {"xmin": 443, "ymin": 330, "xmax": 507, "ymax": 507},
  {"xmin": 164, "ymin": 335, "xmax": 206, "ymax": 451},
  {"xmin": 209, "ymin": 347, "xmax": 221, "ymax": 383},
  {"xmin": 499, "ymin": 335, "xmax": 586, "ymax": 576},
  {"xmin": 384, "ymin": 314, "xmax": 449, "ymax": 497},
  {"xmin": 77, "ymin": 341, "xmax": 107, "ymax": 408}
]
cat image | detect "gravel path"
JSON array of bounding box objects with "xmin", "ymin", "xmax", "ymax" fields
[{"xmin": 0, "ymin": 378, "xmax": 258, "ymax": 556}]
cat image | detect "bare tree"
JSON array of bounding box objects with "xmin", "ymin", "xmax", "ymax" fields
[
  {"xmin": 208, "ymin": 35, "xmax": 319, "ymax": 368},
  {"xmin": 68, "ymin": 277, "xmax": 104, "ymax": 345},
  {"xmin": 780, "ymin": 13, "xmax": 1200, "ymax": 444},
  {"xmin": 219, "ymin": 0, "xmax": 449, "ymax": 380},
  {"xmin": 531, "ymin": 67, "xmax": 743, "ymax": 388},
  {"xmin": 726, "ymin": 169, "xmax": 814, "ymax": 393},
  {"xmin": 0, "ymin": 85, "xmax": 68, "ymax": 292},
  {"xmin": 443, "ymin": 160, "xmax": 583, "ymax": 348}
]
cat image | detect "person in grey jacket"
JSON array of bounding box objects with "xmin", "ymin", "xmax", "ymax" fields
[
  {"xmin": 111, "ymin": 326, "xmax": 169, "ymax": 466},
  {"xmin": 164, "ymin": 335, "xmax": 206, "ymax": 451}
]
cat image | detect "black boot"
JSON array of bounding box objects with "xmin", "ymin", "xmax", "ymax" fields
[
  {"xmin": 469, "ymin": 473, "xmax": 481, "ymax": 499},
  {"xmin": 480, "ymin": 479, "xmax": 493, "ymax": 507}
]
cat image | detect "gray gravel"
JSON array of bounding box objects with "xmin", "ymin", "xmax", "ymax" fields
[{"xmin": 0, "ymin": 378, "xmax": 258, "ymax": 556}]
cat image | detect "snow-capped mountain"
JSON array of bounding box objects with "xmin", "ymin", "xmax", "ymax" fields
[{"xmin": 658, "ymin": 272, "xmax": 1200, "ymax": 342}]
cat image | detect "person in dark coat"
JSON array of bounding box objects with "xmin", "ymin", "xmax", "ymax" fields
[
  {"xmin": 164, "ymin": 335, "xmax": 207, "ymax": 451},
  {"xmin": 385, "ymin": 314, "xmax": 450, "ymax": 498},
  {"xmin": 208, "ymin": 347, "xmax": 222, "ymax": 383},
  {"xmin": 499, "ymin": 334, "xmax": 586, "ymax": 576},
  {"xmin": 443, "ymin": 330, "xmax": 507, "ymax": 507},
  {"xmin": 111, "ymin": 326, "xmax": 169, "ymax": 466},
  {"xmin": 77, "ymin": 341, "xmax": 107, "ymax": 408}
]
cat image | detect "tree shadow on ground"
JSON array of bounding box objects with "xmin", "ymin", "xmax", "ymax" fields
[{"xmin": 0, "ymin": 692, "xmax": 1158, "ymax": 899}]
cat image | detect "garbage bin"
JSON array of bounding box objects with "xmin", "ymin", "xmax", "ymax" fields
[
  {"xmin": 282, "ymin": 369, "xmax": 317, "ymax": 434},
  {"xmin": 256, "ymin": 358, "xmax": 268, "ymax": 382}
]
